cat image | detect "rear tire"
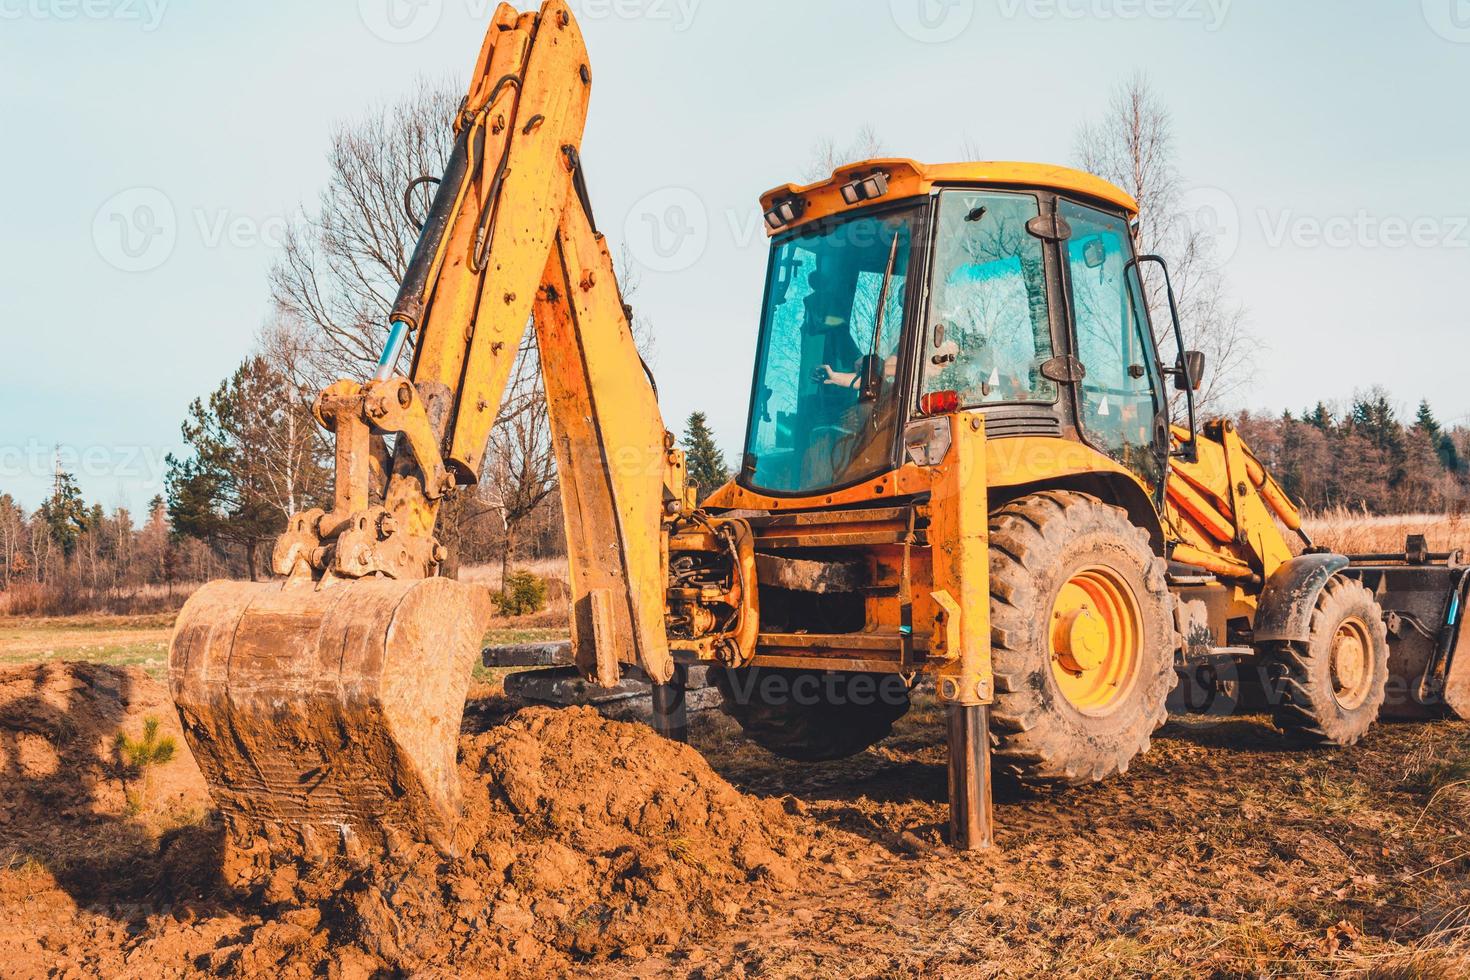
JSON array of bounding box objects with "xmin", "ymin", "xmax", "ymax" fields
[
  {"xmin": 989, "ymin": 491, "xmax": 1178, "ymax": 786},
  {"xmin": 1257, "ymin": 576, "xmax": 1388, "ymax": 746},
  {"xmin": 712, "ymin": 667, "xmax": 911, "ymax": 762}
]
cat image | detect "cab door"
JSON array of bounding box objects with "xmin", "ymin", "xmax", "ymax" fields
[{"xmin": 1057, "ymin": 198, "xmax": 1168, "ymax": 490}]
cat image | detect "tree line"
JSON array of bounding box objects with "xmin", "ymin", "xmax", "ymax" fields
[
  {"xmin": 0, "ymin": 481, "xmax": 228, "ymax": 616},
  {"xmin": 1238, "ymin": 392, "xmax": 1470, "ymax": 516}
]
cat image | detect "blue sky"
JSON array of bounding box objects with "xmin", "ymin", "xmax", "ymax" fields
[{"xmin": 2, "ymin": 0, "xmax": 1467, "ymax": 511}]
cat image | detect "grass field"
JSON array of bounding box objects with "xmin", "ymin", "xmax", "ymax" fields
[
  {"xmin": 1304, "ymin": 508, "xmax": 1470, "ymax": 555},
  {"xmin": 0, "ymin": 613, "xmax": 568, "ymax": 684},
  {"xmin": 0, "ymin": 614, "xmax": 174, "ymax": 679}
]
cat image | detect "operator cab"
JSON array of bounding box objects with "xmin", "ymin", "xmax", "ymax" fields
[{"xmin": 738, "ymin": 159, "xmax": 1195, "ymax": 502}]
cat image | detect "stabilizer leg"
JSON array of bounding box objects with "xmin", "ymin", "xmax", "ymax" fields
[
  {"xmin": 651, "ymin": 663, "xmax": 689, "ymax": 743},
  {"xmin": 947, "ymin": 702, "xmax": 994, "ymax": 851}
]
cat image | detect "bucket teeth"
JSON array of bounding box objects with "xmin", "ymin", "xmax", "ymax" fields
[{"xmin": 169, "ymin": 577, "xmax": 494, "ymax": 854}]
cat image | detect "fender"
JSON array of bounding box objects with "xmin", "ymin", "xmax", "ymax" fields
[{"xmin": 1252, "ymin": 553, "xmax": 1351, "ymax": 644}]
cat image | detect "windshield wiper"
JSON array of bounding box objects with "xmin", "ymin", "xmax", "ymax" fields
[{"xmin": 859, "ymin": 230, "xmax": 901, "ymax": 403}]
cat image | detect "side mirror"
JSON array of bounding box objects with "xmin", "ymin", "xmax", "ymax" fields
[{"xmin": 1176, "ymin": 350, "xmax": 1206, "ymax": 393}]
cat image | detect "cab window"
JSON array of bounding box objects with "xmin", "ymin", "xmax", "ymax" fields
[
  {"xmin": 922, "ymin": 191, "xmax": 1057, "ymax": 407},
  {"xmin": 1060, "ymin": 199, "xmax": 1163, "ymax": 487}
]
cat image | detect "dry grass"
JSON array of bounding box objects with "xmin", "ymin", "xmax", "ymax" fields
[
  {"xmin": 0, "ymin": 580, "xmax": 203, "ymax": 618},
  {"xmin": 1302, "ymin": 508, "xmax": 1470, "ymax": 556},
  {"xmin": 458, "ymin": 558, "xmax": 568, "ymax": 590},
  {"xmin": 461, "ymin": 559, "xmax": 571, "ymax": 629},
  {"xmin": 0, "ymin": 614, "xmax": 173, "ymax": 680}
]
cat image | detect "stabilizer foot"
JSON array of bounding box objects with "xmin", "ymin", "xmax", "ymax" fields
[
  {"xmin": 651, "ymin": 664, "xmax": 689, "ymax": 743},
  {"xmin": 947, "ymin": 702, "xmax": 994, "ymax": 851}
]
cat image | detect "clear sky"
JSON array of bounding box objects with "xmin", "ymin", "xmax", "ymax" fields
[{"xmin": 2, "ymin": 0, "xmax": 1467, "ymax": 511}]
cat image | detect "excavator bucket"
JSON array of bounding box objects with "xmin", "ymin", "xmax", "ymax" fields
[{"xmin": 169, "ymin": 577, "xmax": 494, "ymax": 853}]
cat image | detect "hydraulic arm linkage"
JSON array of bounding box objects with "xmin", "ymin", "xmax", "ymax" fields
[{"xmin": 169, "ymin": 0, "xmax": 696, "ymax": 855}]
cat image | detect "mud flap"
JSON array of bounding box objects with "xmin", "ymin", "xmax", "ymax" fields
[{"xmin": 169, "ymin": 577, "xmax": 494, "ymax": 855}]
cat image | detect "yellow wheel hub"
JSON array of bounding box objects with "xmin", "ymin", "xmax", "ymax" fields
[
  {"xmin": 1050, "ymin": 566, "xmax": 1143, "ymax": 715},
  {"xmin": 1331, "ymin": 617, "xmax": 1374, "ymax": 710}
]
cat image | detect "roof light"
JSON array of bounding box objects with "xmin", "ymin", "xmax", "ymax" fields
[
  {"xmin": 840, "ymin": 171, "xmax": 890, "ymax": 205},
  {"xmin": 763, "ymin": 196, "xmax": 807, "ymax": 231}
]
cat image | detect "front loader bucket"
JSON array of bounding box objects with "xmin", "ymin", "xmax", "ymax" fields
[
  {"xmin": 169, "ymin": 577, "xmax": 494, "ymax": 854},
  {"xmin": 1344, "ymin": 556, "xmax": 1470, "ymax": 721}
]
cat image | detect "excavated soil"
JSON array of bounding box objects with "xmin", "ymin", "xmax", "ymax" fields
[
  {"xmin": 0, "ymin": 659, "xmax": 1468, "ymax": 978},
  {"xmin": 205, "ymin": 705, "xmax": 811, "ymax": 977},
  {"xmin": 0, "ymin": 663, "xmax": 830, "ymax": 978}
]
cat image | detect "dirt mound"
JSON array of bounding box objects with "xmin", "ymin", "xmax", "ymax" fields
[
  {"xmin": 1, "ymin": 665, "xmax": 812, "ymax": 977},
  {"xmin": 205, "ymin": 705, "xmax": 804, "ymax": 977}
]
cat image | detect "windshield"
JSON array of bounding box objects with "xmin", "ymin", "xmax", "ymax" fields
[
  {"xmin": 922, "ymin": 190, "xmax": 1057, "ymax": 405},
  {"xmin": 742, "ymin": 207, "xmax": 920, "ymax": 495}
]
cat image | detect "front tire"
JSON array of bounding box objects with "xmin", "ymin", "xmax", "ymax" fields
[
  {"xmin": 989, "ymin": 491, "xmax": 1178, "ymax": 786},
  {"xmin": 1257, "ymin": 576, "xmax": 1388, "ymax": 746}
]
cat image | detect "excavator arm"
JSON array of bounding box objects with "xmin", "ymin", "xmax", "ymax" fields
[{"xmin": 170, "ymin": 0, "xmax": 682, "ymax": 855}]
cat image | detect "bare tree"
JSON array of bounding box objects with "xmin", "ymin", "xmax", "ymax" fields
[
  {"xmin": 253, "ymin": 316, "xmax": 332, "ymax": 518},
  {"xmin": 270, "ymin": 77, "xmax": 461, "ymax": 381},
  {"xmin": 804, "ymin": 124, "xmax": 887, "ymax": 183},
  {"xmin": 1075, "ymin": 73, "xmax": 1255, "ymax": 414},
  {"xmin": 0, "ymin": 495, "xmax": 23, "ymax": 591}
]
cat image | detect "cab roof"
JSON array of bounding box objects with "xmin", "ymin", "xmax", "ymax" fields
[{"xmin": 760, "ymin": 158, "xmax": 1139, "ymax": 234}]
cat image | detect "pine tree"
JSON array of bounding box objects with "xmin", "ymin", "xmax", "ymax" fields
[
  {"xmin": 1413, "ymin": 400, "xmax": 1460, "ymax": 473},
  {"xmin": 1304, "ymin": 402, "xmax": 1333, "ymax": 432},
  {"xmin": 165, "ymin": 357, "xmax": 296, "ymax": 580},
  {"xmin": 682, "ymin": 412, "xmax": 730, "ymax": 503},
  {"xmin": 38, "ymin": 466, "xmax": 88, "ymax": 557}
]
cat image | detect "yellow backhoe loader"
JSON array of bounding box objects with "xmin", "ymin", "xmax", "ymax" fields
[{"xmin": 170, "ymin": 0, "xmax": 1470, "ymax": 856}]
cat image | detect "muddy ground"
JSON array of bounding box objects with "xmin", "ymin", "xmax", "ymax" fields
[{"xmin": 0, "ymin": 660, "xmax": 1466, "ymax": 978}]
